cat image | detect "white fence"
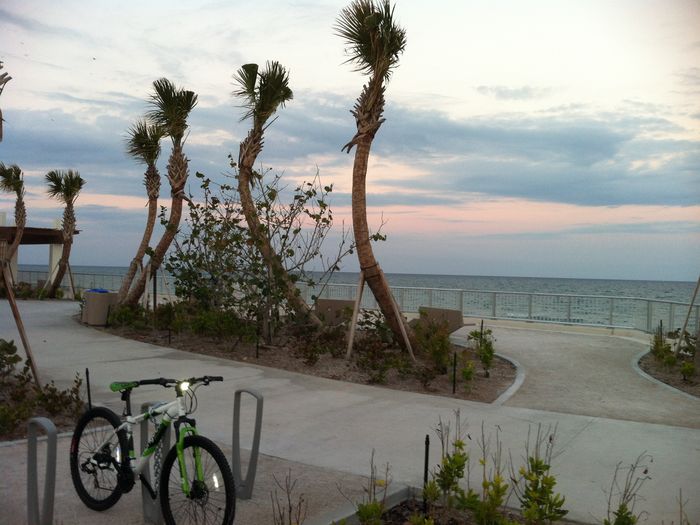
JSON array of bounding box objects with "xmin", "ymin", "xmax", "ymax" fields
[{"xmin": 18, "ymin": 270, "xmax": 698, "ymax": 334}]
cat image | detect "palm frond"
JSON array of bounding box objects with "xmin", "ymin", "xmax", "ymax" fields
[
  {"xmin": 335, "ymin": 0, "xmax": 406, "ymax": 80},
  {"xmin": 0, "ymin": 163, "xmax": 23, "ymax": 194},
  {"xmin": 256, "ymin": 61, "xmax": 293, "ymax": 127},
  {"xmin": 126, "ymin": 119, "xmax": 163, "ymax": 166},
  {"xmin": 45, "ymin": 170, "xmax": 64, "ymax": 199},
  {"xmin": 232, "ymin": 63, "xmax": 259, "ymax": 122},
  {"xmin": 146, "ymin": 78, "xmax": 198, "ymax": 144},
  {"xmin": 231, "ymin": 61, "xmax": 293, "ymax": 129},
  {"xmin": 45, "ymin": 169, "xmax": 85, "ymax": 204}
]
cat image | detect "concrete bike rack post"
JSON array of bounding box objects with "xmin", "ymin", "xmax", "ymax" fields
[
  {"xmin": 232, "ymin": 388, "xmax": 264, "ymax": 500},
  {"xmin": 27, "ymin": 417, "xmax": 57, "ymax": 525},
  {"xmin": 140, "ymin": 401, "xmax": 172, "ymax": 525}
]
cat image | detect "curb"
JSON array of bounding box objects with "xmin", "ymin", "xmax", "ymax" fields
[
  {"xmin": 306, "ymin": 484, "xmax": 416, "ymax": 525},
  {"xmin": 631, "ymin": 350, "xmax": 699, "ymax": 402}
]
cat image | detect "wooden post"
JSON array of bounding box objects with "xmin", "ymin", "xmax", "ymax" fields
[
  {"xmin": 674, "ymin": 274, "xmax": 700, "ymax": 357},
  {"xmin": 2, "ymin": 264, "xmax": 41, "ymax": 387},
  {"xmin": 346, "ymin": 271, "xmax": 365, "ymax": 359},
  {"xmin": 383, "ymin": 270, "xmax": 417, "ymax": 363}
]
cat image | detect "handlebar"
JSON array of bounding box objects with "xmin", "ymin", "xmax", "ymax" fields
[{"xmin": 138, "ymin": 376, "xmax": 223, "ymax": 388}]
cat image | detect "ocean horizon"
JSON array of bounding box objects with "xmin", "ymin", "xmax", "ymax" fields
[{"xmin": 17, "ymin": 264, "xmax": 696, "ymax": 304}]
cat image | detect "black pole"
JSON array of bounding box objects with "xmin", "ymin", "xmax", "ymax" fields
[
  {"xmin": 85, "ymin": 367, "xmax": 92, "ymax": 410},
  {"xmin": 452, "ymin": 351, "xmax": 457, "ymax": 394},
  {"xmin": 423, "ymin": 434, "xmax": 430, "ymax": 514}
]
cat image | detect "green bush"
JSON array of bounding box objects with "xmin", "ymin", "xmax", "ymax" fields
[
  {"xmin": 469, "ymin": 324, "xmax": 495, "ymax": 377},
  {"xmin": 680, "ymin": 362, "xmax": 696, "ymax": 382},
  {"xmin": 413, "ymin": 311, "xmax": 451, "ymax": 373},
  {"xmin": 0, "ymin": 339, "xmax": 84, "ymax": 437}
]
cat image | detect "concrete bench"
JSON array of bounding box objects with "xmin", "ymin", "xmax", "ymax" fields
[
  {"xmin": 314, "ymin": 299, "xmax": 355, "ymax": 326},
  {"xmin": 418, "ymin": 306, "xmax": 464, "ymax": 333}
]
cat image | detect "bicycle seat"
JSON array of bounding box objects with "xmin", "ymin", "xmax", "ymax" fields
[{"xmin": 109, "ymin": 381, "xmax": 138, "ymax": 392}]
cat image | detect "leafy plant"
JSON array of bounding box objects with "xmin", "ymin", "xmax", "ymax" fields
[
  {"xmin": 680, "ymin": 362, "xmax": 696, "ymax": 382},
  {"xmin": 603, "ymin": 452, "xmax": 652, "ymax": 525},
  {"xmin": 651, "ymin": 321, "xmax": 671, "ymax": 361},
  {"xmin": 469, "ymin": 322, "xmax": 495, "ymax": 377},
  {"xmin": 349, "ymin": 450, "xmax": 390, "ymax": 525},
  {"xmin": 413, "ymin": 310, "xmax": 451, "ymax": 373},
  {"xmin": 0, "ymin": 339, "xmax": 84, "ymax": 436}
]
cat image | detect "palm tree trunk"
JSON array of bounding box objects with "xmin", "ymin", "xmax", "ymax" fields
[
  {"xmin": 351, "ymin": 137, "xmax": 416, "ymax": 352},
  {"xmin": 124, "ymin": 194, "xmax": 182, "ymax": 306},
  {"xmin": 48, "ymin": 207, "xmax": 74, "ymax": 298},
  {"xmin": 6, "ymin": 193, "xmax": 25, "ymax": 263},
  {"xmin": 117, "ymin": 195, "xmax": 158, "ymax": 303},
  {"xmin": 238, "ymin": 132, "xmax": 322, "ymax": 328},
  {"xmin": 124, "ymin": 146, "xmax": 187, "ymax": 306}
]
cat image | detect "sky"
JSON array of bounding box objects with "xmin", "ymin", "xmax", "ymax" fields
[{"xmin": 0, "ymin": 0, "xmax": 699, "ymax": 281}]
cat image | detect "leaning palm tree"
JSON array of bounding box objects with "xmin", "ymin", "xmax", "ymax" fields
[
  {"xmin": 336, "ymin": 0, "xmax": 415, "ymax": 353},
  {"xmin": 45, "ymin": 169, "xmax": 86, "ymax": 298},
  {"xmin": 233, "ymin": 61, "xmax": 322, "ymax": 327},
  {"xmin": 0, "ymin": 163, "xmax": 26, "ymax": 266},
  {"xmin": 124, "ymin": 79, "xmax": 197, "ymax": 305},
  {"xmin": 116, "ymin": 120, "xmax": 164, "ymax": 303}
]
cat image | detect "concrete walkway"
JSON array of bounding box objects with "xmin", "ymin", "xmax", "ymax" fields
[
  {"xmin": 451, "ymin": 321, "xmax": 700, "ymax": 428},
  {"xmin": 1, "ymin": 300, "xmax": 699, "ymax": 524}
]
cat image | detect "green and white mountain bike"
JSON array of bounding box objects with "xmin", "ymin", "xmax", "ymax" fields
[{"xmin": 69, "ymin": 375, "xmax": 235, "ymax": 524}]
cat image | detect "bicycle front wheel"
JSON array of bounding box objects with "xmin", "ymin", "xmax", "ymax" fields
[
  {"xmin": 160, "ymin": 435, "xmax": 236, "ymax": 525},
  {"xmin": 69, "ymin": 406, "xmax": 128, "ymax": 511}
]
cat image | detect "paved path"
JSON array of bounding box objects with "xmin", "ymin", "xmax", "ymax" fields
[
  {"xmin": 1, "ymin": 300, "xmax": 699, "ymax": 524},
  {"xmin": 452, "ymin": 322, "xmax": 700, "ymax": 428}
]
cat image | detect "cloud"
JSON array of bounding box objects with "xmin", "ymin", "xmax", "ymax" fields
[
  {"xmin": 476, "ymin": 85, "xmax": 551, "ymax": 100},
  {"xmin": 0, "ymin": 7, "xmax": 88, "ymax": 40}
]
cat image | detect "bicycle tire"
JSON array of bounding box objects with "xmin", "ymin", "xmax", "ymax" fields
[
  {"xmin": 160, "ymin": 435, "xmax": 236, "ymax": 525},
  {"xmin": 69, "ymin": 406, "xmax": 128, "ymax": 511}
]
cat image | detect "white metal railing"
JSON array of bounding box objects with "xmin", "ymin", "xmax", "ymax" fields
[
  {"xmin": 302, "ymin": 283, "xmax": 699, "ymax": 334},
  {"xmin": 16, "ymin": 270, "xmax": 698, "ymax": 334}
]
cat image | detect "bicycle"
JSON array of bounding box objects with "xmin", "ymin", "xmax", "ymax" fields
[{"xmin": 69, "ymin": 375, "xmax": 235, "ymax": 525}]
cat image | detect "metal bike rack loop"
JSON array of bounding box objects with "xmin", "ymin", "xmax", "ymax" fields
[
  {"xmin": 27, "ymin": 417, "xmax": 57, "ymax": 525},
  {"xmin": 232, "ymin": 388, "xmax": 264, "ymax": 500},
  {"xmin": 140, "ymin": 401, "xmax": 172, "ymax": 525}
]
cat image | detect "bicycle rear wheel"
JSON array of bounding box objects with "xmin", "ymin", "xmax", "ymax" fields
[
  {"xmin": 160, "ymin": 435, "xmax": 236, "ymax": 525},
  {"xmin": 69, "ymin": 406, "xmax": 128, "ymax": 511}
]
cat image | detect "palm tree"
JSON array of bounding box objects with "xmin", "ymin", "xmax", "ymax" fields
[
  {"xmin": 0, "ymin": 61, "xmax": 11, "ymax": 142},
  {"xmin": 45, "ymin": 169, "xmax": 86, "ymax": 298},
  {"xmin": 233, "ymin": 61, "xmax": 322, "ymax": 327},
  {"xmin": 0, "ymin": 163, "xmax": 26, "ymax": 267},
  {"xmin": 116, "ymin": 120, "xmax": 164, "ymax": 303},
  {"xmin": 124, "ymin": 78, "xmax": 197, "ymax": 305},
  {"xmin": 336, "ymin": 0, "xmax": 415, "ymax": 352}
]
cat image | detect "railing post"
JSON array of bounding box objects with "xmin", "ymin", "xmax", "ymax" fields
[
  {"xmin": 232, "ymin": 388, "xmax": 264, "ymax": 500},
  {"xmin": 646, "ymin": 301, "xmax": 652, "ymax": 332},
  {"xmin": 459, "ymin": 291, "xmax": 464, "ymax": 317},
  {"xmin": 609, "ymin": 298, "xmax": 614, "ymax": 327},
  {"xmin": 527, "ymin": 294, "xmax": 533, "ymax": 320},
  {"xmin": 491, "ymin": 292, "xmax": 497, "ymax": 318},
  {"xmin": 670, "ymin": 304, "xmax": 675, "ymax": 330},
  {"xmin": 27, "ymin": 417, "xmax": 56, "ymax": 525},
  {"xmin": 140, "ymin": 402, "xmax": 171, "ymax": 525},
  {"xmin": 428, "ymin": 289, "xmax": 433, "ymax": 307},
  {"xmin": 567, "ymin": 296, "xmax": 572, "ymax": 323}
]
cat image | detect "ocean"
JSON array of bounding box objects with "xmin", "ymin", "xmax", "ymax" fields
[{"xmin": 17, "ymin": 264, "xmax": 696, "ymax": 304}]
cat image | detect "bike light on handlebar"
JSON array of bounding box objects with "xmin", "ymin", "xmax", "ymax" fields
[{"xmin": 179, "ymin": 381, "xmax": 190, "ymax": 392}]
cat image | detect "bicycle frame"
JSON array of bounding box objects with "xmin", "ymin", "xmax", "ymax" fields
[{"xmin": 90, "ymin": 392, "xmax": 202, "ymax": 497}]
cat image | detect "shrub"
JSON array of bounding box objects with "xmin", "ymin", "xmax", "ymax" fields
[
  {"xmin": 469, "ymin": 323, "xmax": 495, "ymax": 377},
  {"xmin": 0, "ymin": 338, "xmax": 84, "ymax": 437},
  {"xmin": 680, "ymin": 362, "xmax": 695, "ymax": 382},
  {"xmin": 413, "ymin": 311, "xmax": 451, "ymax": 373}
]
